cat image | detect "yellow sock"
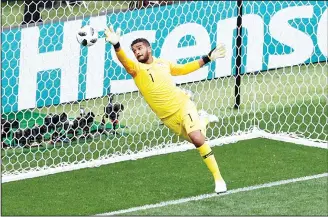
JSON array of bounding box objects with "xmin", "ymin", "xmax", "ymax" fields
[{"xmin": 197, "ymin": 143, "xmax": 223, "ymax": 181}]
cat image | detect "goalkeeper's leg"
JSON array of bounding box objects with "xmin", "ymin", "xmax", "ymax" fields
[{"xmin": 181, "ymin": 101, "xmax": 227, "ymax": 193}]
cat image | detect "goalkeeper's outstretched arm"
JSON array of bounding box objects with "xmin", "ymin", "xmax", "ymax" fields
[
  {"xmin": 105, "ymin": 25, "xmax": 137, "ymax": 77},
  {"xmin": 170, "ymin": 44, "xmax": 226, "ymax": 76}
]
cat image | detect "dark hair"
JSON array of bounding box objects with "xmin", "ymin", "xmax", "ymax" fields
[{"xmin": 131, "ymin": 38, "xmax": 150, "ymax": 47}]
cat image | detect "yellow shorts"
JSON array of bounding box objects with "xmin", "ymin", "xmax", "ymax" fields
[{"xmin": 161, "ymin": 100, "xmax": 206, "ymax": 141}]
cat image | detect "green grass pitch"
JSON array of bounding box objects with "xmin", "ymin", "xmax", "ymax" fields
[
  {"xmin": 2, "ymin": 139, "xmax": 327, "ymax": 215},
  {"xmin": 0, "ymin": 10, "xmax": 327, "ymax": 212},
  {"xmin": 123, "ymin": 177, "xmax": 328, "ymax": 216}
]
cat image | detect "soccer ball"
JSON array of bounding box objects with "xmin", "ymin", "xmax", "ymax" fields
[{"xmin": 76, "ymin": 25, "xmax": 98, "ymax": 47}]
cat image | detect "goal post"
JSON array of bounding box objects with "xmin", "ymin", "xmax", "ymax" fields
[
  {"xmin": 1, "ymin": 1, "xmax": 327, "ymax": 183},
  {"xmin": 234, "ymin": 0, "xmax": 243, "ymax": 110}
]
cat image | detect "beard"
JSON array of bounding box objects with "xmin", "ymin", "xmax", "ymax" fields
[{"xmin": 137, "ymin": 53, "xmax": 150, "ymax": 63}]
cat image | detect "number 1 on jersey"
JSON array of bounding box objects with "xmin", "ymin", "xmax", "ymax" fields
[{"xmin": 149, "ymin": 73, "xmax": 154, "ymax": 82}]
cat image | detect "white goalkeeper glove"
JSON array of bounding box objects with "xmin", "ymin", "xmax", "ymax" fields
[
  {"xmin": 209, "ymin": 43, "xmax": 226, "ymax": 60},
  {"xmin": 105, "ymin": 25, "xmax": 121, "ymax": 48},
  {"xmin": 202, "ymin": 43, "xmax": 226, "ymax": 64}
]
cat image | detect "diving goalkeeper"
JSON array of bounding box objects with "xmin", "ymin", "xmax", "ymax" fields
[{"xmin": 105, "ymin": 25, "xmax": 227, "ymax": 193}]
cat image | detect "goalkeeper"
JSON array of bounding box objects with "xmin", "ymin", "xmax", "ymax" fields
[{"xmin": 105, "ymin": 25, "xmax": 227, "ymax": 193}]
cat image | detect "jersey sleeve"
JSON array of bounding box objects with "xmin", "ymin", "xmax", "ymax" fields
[
  {"xmin": 115, "ymin": 48, "xmax": 138, "ymax": 77},
  {"xmin": 169, "ymin": 60, "xmax": 201, "ymax": 76}
]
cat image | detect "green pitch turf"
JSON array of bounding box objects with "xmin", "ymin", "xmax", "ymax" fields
[
  {"xmin": 124, "ymin": 177, "xmax": 328, "ymax": 216},
  {"xmin": 1, "ymin": 1, "xmax": 327, "ymax": 214},
  {"xmin": 1, "ymin": 138, "xmax": 327, "ymax": 216}
]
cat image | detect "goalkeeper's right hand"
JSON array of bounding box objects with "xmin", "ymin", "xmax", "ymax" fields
[{"xmin": 105, "ymin": 25, "xmax": 121, "ymax": 48}]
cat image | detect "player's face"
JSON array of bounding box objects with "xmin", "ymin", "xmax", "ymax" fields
[{"xmin": 132, "ymin": 42, "xmax": 151, "ymax": 63}]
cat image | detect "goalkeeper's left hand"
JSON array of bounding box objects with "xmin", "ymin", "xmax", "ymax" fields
[{"xmin": 202, "ymin": 43, "xmax": 226, "ymax": 64}]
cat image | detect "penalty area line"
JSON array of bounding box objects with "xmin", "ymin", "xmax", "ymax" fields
[{"xmin": 97, "ymin": 173, "xmax": 328, "ymax": 216}]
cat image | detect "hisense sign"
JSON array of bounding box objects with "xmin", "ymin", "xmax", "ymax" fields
[{"xmin": 1, "ymin": 1, "xmax": 327, "ymax": 113}]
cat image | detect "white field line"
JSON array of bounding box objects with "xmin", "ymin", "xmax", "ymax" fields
[
  {"xmin": 258, "ymin": 130, "xmax": 327, "ymax": 149},
  {"xmin": 97, "ymin": 173, "xmax": 328, "ymax": 216}
]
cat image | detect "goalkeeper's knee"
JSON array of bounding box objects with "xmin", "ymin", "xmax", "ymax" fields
[{"xmin": 188, "ymin": 130, "xmax": 206, "ymax": 147}]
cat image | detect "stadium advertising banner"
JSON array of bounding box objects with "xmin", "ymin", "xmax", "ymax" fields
[{"xmin": 1, "ymin": 1, "xmax": 327, "ymax": 113}]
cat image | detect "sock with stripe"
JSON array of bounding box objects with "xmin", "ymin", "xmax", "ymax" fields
[{"xmin": 197, "ymin": 143, "xmax": 223, "ymax": 181}]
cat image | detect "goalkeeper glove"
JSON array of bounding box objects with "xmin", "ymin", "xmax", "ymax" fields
[
  {"xmin": 105, "ymin": 25, "xmax": 121, "ymax": 49},
  {"xmin": 202, "ymin": 43, "xmax": 226, "ymax": 64}
]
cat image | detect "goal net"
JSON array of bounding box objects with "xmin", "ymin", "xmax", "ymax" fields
[{"xmin": 1, "ymin": 1, "xmax": 327, "ymax": 182}]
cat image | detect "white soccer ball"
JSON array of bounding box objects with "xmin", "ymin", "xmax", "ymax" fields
[{"xmin": 76, "ymin": 25, "xmax": 98, "ymax": 47}]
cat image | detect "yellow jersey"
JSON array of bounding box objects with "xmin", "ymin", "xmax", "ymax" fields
[{"xmin": 116, "ymin": 49, "xmax": 201, "ymax": 119}]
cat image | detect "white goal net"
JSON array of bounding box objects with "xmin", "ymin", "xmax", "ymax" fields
[{"xmin": 1, "ymin": 1, "xmax": 327, "ymax": 182}]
